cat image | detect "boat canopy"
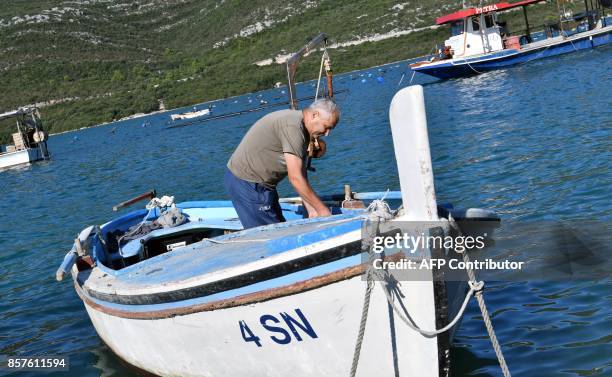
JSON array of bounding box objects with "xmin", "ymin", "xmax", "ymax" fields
[
  {"xmin": 436, "ymin": 0, "xmax": 546, "ymax": 25},
  {"xmin": 0, "ymin": 107, "xmax": 36, "ymax": 121}
]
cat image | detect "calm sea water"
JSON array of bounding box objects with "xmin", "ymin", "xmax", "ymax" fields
[{"xmin": 1, "ymin": 45, "xmax": 610, "ymax": 376}]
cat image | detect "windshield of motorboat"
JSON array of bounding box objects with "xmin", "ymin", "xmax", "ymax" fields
[
  {"xmin": 451, "ymin": 20, "xmax": 465, "ymax": 36},
  {"xmin": 471, "ymin": 16, "xmax": 481, "ymax": 31}
]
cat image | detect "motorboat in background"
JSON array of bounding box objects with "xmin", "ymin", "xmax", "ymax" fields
[
  {"xmin": 0, "ymin": 107, "xmax": 50, "ymax": 169},
  {"xmin": 411, "ymin": 0, "xmax": 612, "ymax": 79}
]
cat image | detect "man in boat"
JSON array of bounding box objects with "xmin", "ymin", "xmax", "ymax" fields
[{"xmin": 225, "ymin": 99, "xmax": 340, "ymax": 229}]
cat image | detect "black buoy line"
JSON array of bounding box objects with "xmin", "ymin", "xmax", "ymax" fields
[{"xmin": 164, "ymin": 89, "xmax": 349, "ymax": 130}]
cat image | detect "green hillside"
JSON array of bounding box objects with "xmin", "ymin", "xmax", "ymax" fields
[{"xmin": 0, "ymin": 0, "xmax": 578, "ymax": 141}]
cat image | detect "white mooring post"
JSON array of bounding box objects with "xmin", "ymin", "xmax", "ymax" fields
[{"xmin": 389, "ymin": 85, "xmax": 438, "ymax": 221}]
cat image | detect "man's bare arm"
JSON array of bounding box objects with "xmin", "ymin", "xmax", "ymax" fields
[
  {"xmin": 300, "ymin": 160, "xmax": 318, "ymax": 217},
  {"xmin": 285, "ymin": 153, "xmax": 331, "ymax": 217}
]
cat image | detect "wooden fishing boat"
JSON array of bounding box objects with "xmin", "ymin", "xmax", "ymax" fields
[
  {"xmin": 0, "ymin": 107, "xmax": 50, "ymax": 169},
  {"xmin": 57, "ymin": 86, "xmax": 501, "ymax": 376},
  {"xmin": 411, "ymin": 0, "xmax": 612, "ymax": 79}
]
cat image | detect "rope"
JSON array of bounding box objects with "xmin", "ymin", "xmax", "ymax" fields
[
  {"xmin": 464, "ymin": 57, "xmax": 484, "ymax": 74},
  {"xmin": 447, "ymin": 215, "xmax": 512, "ymax": 377},
  {"xmin": 567, "ymin": 35, "xmax": 579, "ymax": 51},
  {"xmin": 350, "ymin": 200, "xmax": 512, "ymax": 376},
  {"xmin": 349, "ymin": 214, "xmax": 381, "ymax": 377},
  {"xmin": 400, "ymin": 45, "xmax": 436, "ymax": 86},
  {"xmin": 118, "ymin": 196, "xmax": 175, "ymax": 253},
  {"xmin": 315, "ymin": 50, "xmax": 326, "ymax": 101},
  {"xmin": 375, "ymin": 268, "xmax": 482, "ymax": 337},
  {"xmin": 408, "ymin": 70, "xmax": 417, "ymax": 85},
  {"xmin": 146, "ymin": 195, "xmax": 175, "ymax": 210},
  {"xmin": 117, "ymin": 206, "xmax": 156, "ymax": 252},
  {"xmin": 398, "ymin": 72, "xmax": 406, "ymax": 86},
  {"xmin": 350, "ymin": 268, "xmax": 374, "ymax": 377}
]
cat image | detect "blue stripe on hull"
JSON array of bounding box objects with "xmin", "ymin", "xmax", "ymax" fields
[
  {"xmin": 80, "ymin": 254, "xmax": 363, "ymax": 314},
  {"xmin": 593, "ymin": 31, "xmax": 611, "ymax": 47},
  {"xmin": 414, "ymin": 29, "xmax": 611, "ymax": 79}
]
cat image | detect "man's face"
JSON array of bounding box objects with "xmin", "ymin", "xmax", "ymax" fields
[{"xmin": 307, "ymin": 110, "xmax": 337, "ymax": 138}]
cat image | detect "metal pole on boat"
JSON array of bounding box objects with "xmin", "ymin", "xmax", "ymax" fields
[
  {"xmin": 479, "ymin": 14, "xmax": 490, "ymax": 53},
  {"xmin": 588, "ymin": 0, "xmax": 596, "ymax": 29},
  {"xmin": 388, "ymin": 85, "xmax": 437, "ymax": 221},
  {"xmin": 33, "ymin": 108, "xmax": 50, "ymax": 160},
  {"xmin": 15, "ymin": 117, "xmax": 23, "ymax": 149},
  {"xmin": 584, "ymin": 0, "xmax": 593, "ymax": 30},
  {"xmin": 522, "ymin": 6, "xmax": 532, "ymax": 42},
  {"xmin": 286, "ymin": 33, "xmax": 328, "ymax": 110},
  {"xmin": 557, "ymin": 0, "xmax": 567, "ymax": 35},
  {"xmin": 112, "ymin": 190, "xmax": 157, "ymax": 211}
]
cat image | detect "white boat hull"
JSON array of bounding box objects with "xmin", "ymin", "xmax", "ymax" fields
[
  {"xmin": 171, "ymin": 109, "xmax": 210, "ymax": 121},
  {"xmin": 0, "ymin": 148, "xmax": 45, "ymax": 169},
  {"xmin": 82, "ymin": 274, "xmax": 447, "ymax": 377}
]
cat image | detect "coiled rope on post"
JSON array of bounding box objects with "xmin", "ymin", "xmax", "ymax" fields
[
  {"xmin": 350, "ymin": 200, "xmax": 512, "ymax": 377},
  {"xmin": 350, "ymin": 199, "xmax": 392, "ymax": 377}
]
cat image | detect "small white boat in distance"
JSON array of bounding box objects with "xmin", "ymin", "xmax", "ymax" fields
[
  {"xmin": 0, "ymin": 107, "xmax": 50, "ymax": 170},
  {"xmin": 170, "ymin": 108, "xmax": 210, "ymax": 121}
]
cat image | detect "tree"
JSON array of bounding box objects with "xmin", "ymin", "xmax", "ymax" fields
[{"xmin": 111, "ymin": 70, "xmax": 125, "ymax": 82}]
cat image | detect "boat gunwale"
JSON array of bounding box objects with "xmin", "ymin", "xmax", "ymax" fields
[
  {"xmin": 75, "ymin": 253, "xmax": 405, "ymax": 320},
  {"xmin": 93, "ymin": 212, "xmax": 365, "ymax": 283},
  {"xmin": 93, "ymin": 202, "xmax": 364, "ymax": 278},
  {"xmin": 80, "ymin": 231, "xmax": 364, "ymax": 305},
  {"xmin": 0, "ymin": 148, "xmax": 39, "ymax": 157}
]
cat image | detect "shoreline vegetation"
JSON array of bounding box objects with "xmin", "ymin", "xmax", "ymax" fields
[
  {"xmin": 46, "ymin": 52, "xmax": 425, "ymax": 138},
  {"xmin": 2, "ymin": 25, "xmax": 450, "ymax": 140},
  {"xmin": 0, "ymin": 0, "xmax": 568, "ymax": 143}
]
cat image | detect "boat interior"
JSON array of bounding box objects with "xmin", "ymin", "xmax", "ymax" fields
[
  {"xmin": 83, "ymin": 197, "xmax": 501, "ymax": 275},
  {"xmin": 93, "ymin": 196, "xmax": 388, "ymax": 271}
]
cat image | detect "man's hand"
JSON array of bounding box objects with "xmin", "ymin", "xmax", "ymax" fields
[
  {"xmin": 306, "ymin": 202, "xmax": 332, "ymax": 218},
  {"xmin": 285, "ymin": 153, "xmax": 331, "ymax": 218}
]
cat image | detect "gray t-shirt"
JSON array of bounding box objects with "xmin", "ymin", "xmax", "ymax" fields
[{"xmin": 227, "ymin": 109, "xmax": 308, "ymax": 188}]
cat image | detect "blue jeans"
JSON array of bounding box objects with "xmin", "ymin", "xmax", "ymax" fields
[{"xmin": 224, "ymin": 168, "xmax": 286, "ymax": 229}]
